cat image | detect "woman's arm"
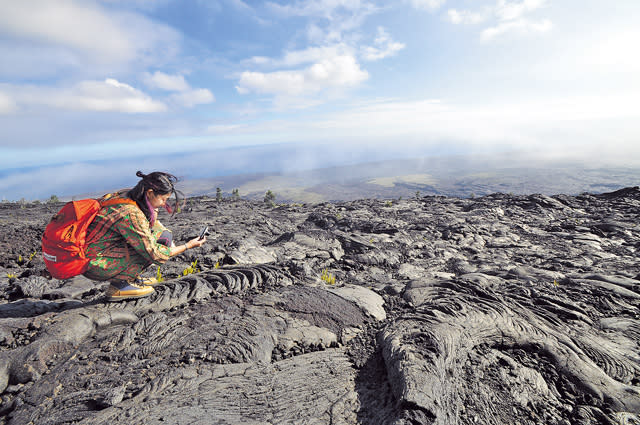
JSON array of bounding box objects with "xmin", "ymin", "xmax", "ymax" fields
[{"xmin": 169, "ymin": 236, "xmax": 207, "ymax": 257}]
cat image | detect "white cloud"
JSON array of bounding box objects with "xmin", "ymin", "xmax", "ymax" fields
[
  {"xmin": 170, "ymin": 89, "xmax": 215, "ymax": 107},
  {"xmin": 64, "ymin": 79, "xmax": 167, "ymax": 112},
  {"xmin": 481, "ymin": 18, "xmax": 552, "ymax": 41},
  {"xmin": 143, "ymin": 71, "xmax": 190, "ymax": 91},
  {"xmin": 407, "ymin": 0, "xmax": 446, "ymax": 11},
  {"xmin": 142, "ymin": 71, "xmax": 215, "ymax": 107},
  {"xmin": 207, "ymin": 124, "xmax": 246, "ymax": 134},
  {"xmin": 362, "ymin": 27, "xmax": 405, "ymax": 61},
  {"xmin": 236, "ymin": 54, "xmax": 368, "ymax": 96},
  {"xmin": 269, "ymin": 0, "xmax": 378, "ymax": 45},
  {"xmin": 495, "ymin": 0, "xmax": 547, "ymax": 22},
  {"xmin": 282, "ymin": 45, "xmax": 352, "ymax": 67},
  {"xmin": 446, "ymin": 0, "xmax": 553, "ymax": 41},
  {"xmin": 269, "ymin": 0, "xmax": 377, "ymax": 19},
  {"xmin": 9, "ymin": 79, "xmax": 167, "ymax": 113},
  {"xmin": 249, "ymin": 56, "xmax": 271, "ymax": 65},
  {"xmin": 0, "ymin": 0, "xmax": 180, "ymax": 71},
  {"xmin": 446, "ymin": 0, "xmax": 551, "ymax": 40},
  {"xmin": 447, "ymin": 9, "xmax": 488, "ymax": 25},
  {"xmin": 98, "ymin": 0, "xmax": 172, "ymax": 10},
  {"xmin": 0, "ymin": 92, "xmax": 16, "ymax": 114}
]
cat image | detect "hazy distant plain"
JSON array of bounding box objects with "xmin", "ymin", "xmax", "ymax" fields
[{"xmin": 182, "ymin": 154, "xmax": 640, "ymax": 203}]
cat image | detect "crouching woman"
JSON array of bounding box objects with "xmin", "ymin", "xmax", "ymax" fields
[{"xmin": 83, "ymin": 171, "xmax": 206, "ymax": 301}]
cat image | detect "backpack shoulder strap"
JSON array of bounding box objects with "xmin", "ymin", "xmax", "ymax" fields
[{"xmin": 100, "ymin": 197, "xmax": 138, "ymax": 208}]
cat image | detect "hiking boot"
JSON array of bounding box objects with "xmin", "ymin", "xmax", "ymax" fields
[
  {"xmin": 106, "ymin": 280, "xmax": 154, "ymax": 301},
  {"xmin": 134, "ymin": 276, "xmax": 160, "ymax": 286}
]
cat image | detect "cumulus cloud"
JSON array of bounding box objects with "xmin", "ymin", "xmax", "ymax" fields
[
  {"xmin": 143, "ymin": 71, "xmax": 215, "ymax": 107},
  {"xmin": 362, "ymin": 27, "xmax": 405, "ymax": 61},
  {"xmin": 0, "ymin": 0, "xmax": 180, "ymax": 72},
  {"xmin": 143, "ymin": 71, "xmax": 190, "ymax": 92},
  {"xmin": 281, "ymin": 45, "xmax": 353, "ymax": 67},
  {"xmin": 447, "ymin": 9, "xmax": 488, "ymax": 25},
  {"xmin": 170, "ymin": 89, "xmax": 215, "ymax": 107},
  {"xmin": 268, "ymin": 0, "xmax": 377, "ymax": 19},
  {"xmin": 269, "ymin": 0, "xmax": 378, "ymax": 46},
  {"xmin": 236, "ymin": 8, "xmax": 398, "ymax": 102},
  {"xmin": 63, "ymin": 78, "xmax": 167, "ymax": 112},
  {"xmin": 481, "ymin": 18, "xmax": 552, "ymax": 41},
  {"xmin": 241, "ymin": 1, "xmax": 396, "ymax": 105},
  {"xmin": 495, "ymin": 0, "xmax": 547, "ymax": 22},
  {"xmin": 206, "ymin": 124, "xmax": 247, "ymax": 134},
  {"xmin": 446, "ymin": 0, "xmax": 551, "ymax": 41},
  {"xmin": 9, "ymin": 79, "xmax": 167, "ymax": 113},
  {"xmin": 236, "ymin": 54, "xmax": 368, "ymax": 97},
  {"xmin": 407, "ymin": 0, "xmax": 446, "ymax": 11}
]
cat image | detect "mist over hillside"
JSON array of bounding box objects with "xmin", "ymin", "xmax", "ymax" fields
[
  {"xmin": 181, "ymin": 153, "xmax": 640, "ymax": 203},
  {"xmin": 6, "ymin": 148, "xmax": 638, "ymax": 204}
]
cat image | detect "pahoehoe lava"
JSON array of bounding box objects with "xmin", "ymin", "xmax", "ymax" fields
[{"xmin": 1, "ymin": 188, "xmax": 639, "ymax": 424}]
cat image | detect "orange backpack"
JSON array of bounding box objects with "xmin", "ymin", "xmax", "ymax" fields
[{"xmin": 42, "ymin": 197, "xmax": 136, "ymax": 279}]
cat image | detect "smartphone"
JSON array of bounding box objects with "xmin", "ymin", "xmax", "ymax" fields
[{"xmin": 199, "ymin": 226, "xmax": 209, "ymax": 240}]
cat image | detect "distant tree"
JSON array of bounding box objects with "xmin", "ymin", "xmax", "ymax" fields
[
  {"xmin": 415, "ymin": 190, "xmax": 421, "ymax": 199},
  {"xmin": 216, "ymin": 187, "xmax": 222, "ymax": 202},
  {"xmin": 48, "ymin": 195, "xmax": 59, "ymax": 203},
  {"xmin": 264, "ymin": 190, "xmax": 276, "ymax": 207},
  {"xmin": 231, "ymin": 188, "xmax": 240, "ymax": 200}
]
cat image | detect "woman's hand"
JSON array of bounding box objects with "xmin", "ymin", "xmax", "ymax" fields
[
  {"xmin": 170, "ymin": 236, "xmax": 207, "ymax": 257},
  {"xmin": 185, "ymin": 236, "xmax": 207, "ymax": 250}
]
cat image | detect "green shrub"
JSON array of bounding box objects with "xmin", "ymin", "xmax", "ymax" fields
[
  {"xmin": 156, "ymin": 267, "xmax": 165, "ymax": 283},
  {"xmin": 320, "ymin": 269, "xmax": 336, "ymax": 285},
  {"xmin": 264, "ymin": 190, "xmax": 276, "ymax": 207},
  {"xmin": 182, "ymin": 260, "xmax": 200, "ymax": 276}
]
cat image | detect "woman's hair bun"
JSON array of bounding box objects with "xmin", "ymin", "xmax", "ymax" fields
[{"xmin": 136, "ymin": 171, "xmax": 147, "ymax": 179}]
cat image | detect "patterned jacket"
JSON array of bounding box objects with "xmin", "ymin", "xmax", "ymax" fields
[{"xmin": 83, "ymin": 198, "xmax": 171, "ymax": 281}]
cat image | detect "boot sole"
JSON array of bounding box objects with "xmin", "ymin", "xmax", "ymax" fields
[{"xmin": 139, "ymin": 281, "xmax": 162, "ymax": 286}]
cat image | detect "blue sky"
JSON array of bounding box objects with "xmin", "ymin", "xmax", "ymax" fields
[{"xmin": 1, "ymin": 0, "xmax": 639, "ymax": 200}]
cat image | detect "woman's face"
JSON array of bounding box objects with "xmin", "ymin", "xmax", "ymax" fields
[{"xmin": 147, "ymin": 189, "xmax": 172, "ymax": 209}]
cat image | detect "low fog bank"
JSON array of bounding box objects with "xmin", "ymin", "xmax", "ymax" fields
[
  {"xmin": 2, "ymin": 142, "xmax": 638, "ymax": 202},
  {"xmin": 183, "ymin": 152, "xmax": 640, "ymax": 203}
]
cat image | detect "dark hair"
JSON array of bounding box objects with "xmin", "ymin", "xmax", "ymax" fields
[{"xmin": 127, "ymin": 171, "xmax": 184, "ymax": 220}]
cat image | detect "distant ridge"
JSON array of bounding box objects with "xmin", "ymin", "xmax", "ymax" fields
[{"xmin": 179, "ymin": 155, "xmax": 640, "ymax": 203}]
